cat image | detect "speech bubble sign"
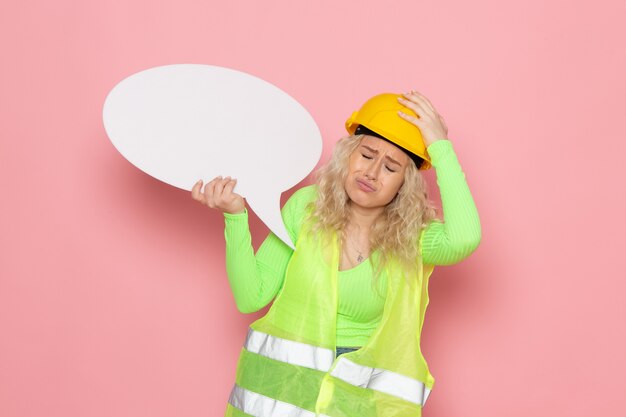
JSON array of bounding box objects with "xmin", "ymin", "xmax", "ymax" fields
[{"xmin": 102, "ymin": 64, "xmax": 322, "ymax": 248}]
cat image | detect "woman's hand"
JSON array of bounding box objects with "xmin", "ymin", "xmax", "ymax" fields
[
  {"xmin": 397, "ymin": 90, "xmax": 449, "ymax": 147},
  {"xmin": 191, "ymin": 176, "xmax": 246, "ymax": 214}
]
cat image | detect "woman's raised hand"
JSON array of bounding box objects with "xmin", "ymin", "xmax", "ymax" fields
[
  {"xmin": 191, "ymin": 176, "xmax": 245, "ymax": 214},
  {"xmin": 397, "ymin": 90, "xmax": 449, "ymax": 147}
]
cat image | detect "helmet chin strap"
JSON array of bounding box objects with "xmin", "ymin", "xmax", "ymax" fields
[{"xmin": 354, "ymin": 125, "xmax": 425, "ymax": 169}]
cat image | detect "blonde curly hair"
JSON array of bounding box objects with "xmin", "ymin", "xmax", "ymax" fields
[{"xmin": 303, "ymin": 134, "xmax": 439, "ymax": 294}]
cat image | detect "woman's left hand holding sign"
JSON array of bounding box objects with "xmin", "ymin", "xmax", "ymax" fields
[{"xmin": 191, "ymin": 176, "xmax": 246, "ymax": 214}]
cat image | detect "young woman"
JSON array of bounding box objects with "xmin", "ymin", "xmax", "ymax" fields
[{"xmin": 192, "ymin": 91, "xmax": 481, "ymax": 416}]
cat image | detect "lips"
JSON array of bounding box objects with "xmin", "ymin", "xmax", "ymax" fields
[{"xmin": 356, "ymin": 178, "xmax": 376, "ymax": 192}]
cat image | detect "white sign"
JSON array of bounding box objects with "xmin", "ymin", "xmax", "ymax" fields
[{"xmin": 102, "ymin": 64, "xmax": 322, "ymax": 248}]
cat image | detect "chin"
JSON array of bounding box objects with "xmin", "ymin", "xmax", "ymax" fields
[{"xmin": 345, "ymin": 187, "xmax": 377, "ymax": 208}]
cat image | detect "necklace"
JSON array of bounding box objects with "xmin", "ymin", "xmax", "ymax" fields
[{"xmin": 344, "ymin": 231, "xmax": 368, "ymax": 264}]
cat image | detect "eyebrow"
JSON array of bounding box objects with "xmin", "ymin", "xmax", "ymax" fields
[{"xmin": 361, "ymin": 145, "xmax": 403, "ymax": 166}]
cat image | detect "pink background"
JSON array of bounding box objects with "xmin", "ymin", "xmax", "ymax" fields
[{"xmin": 1, "ymin": 1, "xmax": 624, "ymax": 416}]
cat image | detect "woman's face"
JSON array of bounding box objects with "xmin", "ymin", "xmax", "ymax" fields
[{"xmin": 344, "ymin": 135, "xmax": 410, "ymax": 211}]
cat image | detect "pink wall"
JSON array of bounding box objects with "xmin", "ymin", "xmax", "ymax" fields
[{"xmin": 1, "ymin": 1, "xmax": 624, "ymax": 416}]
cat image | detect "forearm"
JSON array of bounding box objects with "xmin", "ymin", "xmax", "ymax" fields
[
  {"xmin": 420, "ymin": 139, "xmax": 482, "ymax": 265},
  {"xmin": 224, "ymin": 209, "xmax": 292, "ymax": 313}
]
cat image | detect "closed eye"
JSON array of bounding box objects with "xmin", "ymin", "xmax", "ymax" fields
[{"xmin": 362, "ymin": 154, "xmax": 397, "ymax": 172}]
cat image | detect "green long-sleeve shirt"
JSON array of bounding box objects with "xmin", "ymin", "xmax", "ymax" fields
[{"xmin": 223, "ymin": 139, "xmax": 481, "ymax": 346}]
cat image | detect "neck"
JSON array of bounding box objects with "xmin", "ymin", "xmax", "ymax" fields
[{"xmin": 347, "ymin": 202, "xmax": 383, "ymax": 231}]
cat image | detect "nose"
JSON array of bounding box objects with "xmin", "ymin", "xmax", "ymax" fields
[{"xmin": 364, "ymin": 158, "xmax": 381, "ymax": 180}]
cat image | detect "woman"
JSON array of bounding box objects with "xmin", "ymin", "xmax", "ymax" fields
[{"xmin": 192, "ymin": 91, "xmax": 481, "ymax": 416}]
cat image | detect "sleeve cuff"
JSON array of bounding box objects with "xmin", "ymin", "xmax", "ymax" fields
[
  {"xmin": 224, "ymin": 208, "xmax": 250, "ymax": 245},
  {"xmin": 426, "ymin": 139, "xmax": 457, "ymax": 167},
  {"xmin": 224, "ymin": 208, "xmax": 249, "ymax": 235},
  {"xmin": 223, "ymin": 207, "xmax": 248, "ymax": 220},
  {"xmin": 427, "ymin": 139, "xmax": 453, "ymax": 154}
]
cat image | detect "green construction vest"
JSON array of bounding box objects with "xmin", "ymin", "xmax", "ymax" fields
[{"xmin": 225, "ymin": 215, "xmax": 436, "ymax": 417}]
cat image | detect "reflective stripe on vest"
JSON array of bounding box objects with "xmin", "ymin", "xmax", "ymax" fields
[
  {"xmin": 330, "ymin": 356, "xmax": 432, "ymax": 407},
  {"xmin": 243, "ymin": 327, "xmax": 431, "ymax": 407},
  {"xmin": 228, "ymin": 384, "xmax": 330, "ymax": 417},
  {"xmin": 244, "ymin": 327, "xmax": 335, "ymax": 372}
]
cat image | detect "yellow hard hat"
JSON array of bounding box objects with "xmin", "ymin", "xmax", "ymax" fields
[{"xmin": 345, "ymin": 93, "xmax": 432, "ymax": 170}]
